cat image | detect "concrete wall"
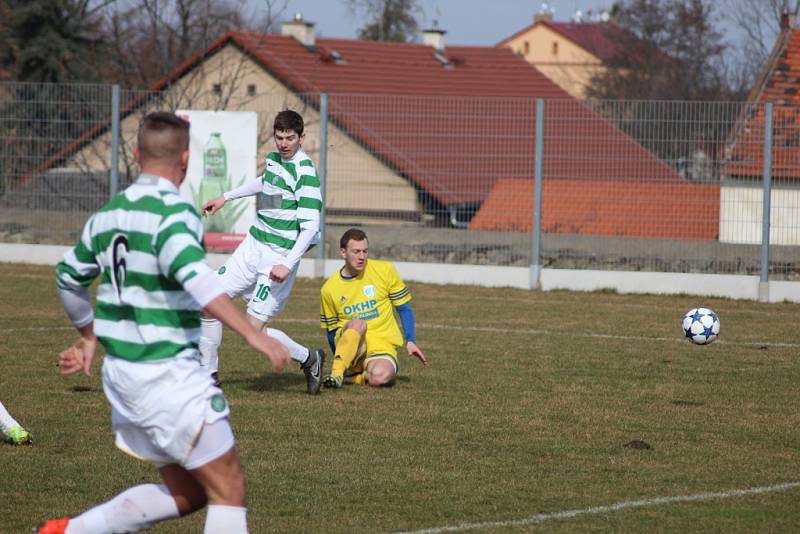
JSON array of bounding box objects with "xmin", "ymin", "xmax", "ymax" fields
[{"xmin": 8, "ymin": 243, "xmax": 799, "ymax": 303}]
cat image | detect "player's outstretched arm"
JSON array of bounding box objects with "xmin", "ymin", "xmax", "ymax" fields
[
  {"xmin": 204, "ymin": 293, "xmax": 291, "ymax": 372},
  {"xmin": 206, "ymin": 176, "xmax": 264, "ymax": 217},
  {"xmin": 396, "ymin": 302, "xmax": 427, "ymax": 366}
]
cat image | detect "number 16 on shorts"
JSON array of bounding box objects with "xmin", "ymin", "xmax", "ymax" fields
[{"xmin": 254, "ymin": 283, "xmax": 270, "ymax": 302}]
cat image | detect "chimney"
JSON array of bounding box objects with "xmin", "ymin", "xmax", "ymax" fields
[
  {"xmin": 423, "ymin": 20, "xmax": 446, "ymax": 51},
  {"xmin": 535, "ymin": 0, "xmax": 554, "ymax": 22},
  {"xmin": 281, "ymin": 12, "xmax": 315, "ymax": 47},
  {"xmin": 780, "ymin": 12, "xmax": 794, "ymax": 31}
]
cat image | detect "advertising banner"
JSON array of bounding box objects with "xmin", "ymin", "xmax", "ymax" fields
[{"xmin": 176, "ymin": 110, "xmax": 258, "ymax": 250}]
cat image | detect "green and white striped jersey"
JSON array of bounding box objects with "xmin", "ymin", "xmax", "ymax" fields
[
  {"xmin": 251, "ymin": 148, "xmax": 322, "ymax": 254},
  {"xmin": 56, "ymin": 175, "xmax": 212, "ymax": 362}
]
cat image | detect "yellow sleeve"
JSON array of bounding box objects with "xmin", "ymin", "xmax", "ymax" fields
[
  {"xmin": 320, "ymin": 284, "xmax": 338, "ymax": 330},
  {"xmin": 386, "ymin": 262, "xmax": 411, "ymax": 306}
]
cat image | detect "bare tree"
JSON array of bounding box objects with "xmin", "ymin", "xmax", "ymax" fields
[
  {"xmin": 587, "ymin": 0, "xmax": 745, "ymax": 177},
  {"xmin": 723, "ymin": 0, "xmax": 800, "ymax": 87},
  {"xmin": 589, "ymin": 0, "xmax": 735, "ymax": 101},
  {"xmin": 98, "ymin": 0, "xmax": 290, "ymax": 88},
  {"xmin": 58, "ymin": 0, "xmax": 294, "ymax": 187}
]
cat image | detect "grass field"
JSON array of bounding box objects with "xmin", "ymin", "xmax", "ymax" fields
[{"xmin": 1, "ymin": 261, "xmax": 799, "ymax": 533}]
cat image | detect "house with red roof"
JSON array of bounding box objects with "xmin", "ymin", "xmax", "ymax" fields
[
  {"xmin": 26, "ymin": 14, "xmax": 705, "ymax": 240},
  {"xmin": 497, "ymin": 11, "xmax": 631, "ymax": 99},
  {"xmin": 722, "ymin": 14, "xmax": 800, "ymax": 245}
]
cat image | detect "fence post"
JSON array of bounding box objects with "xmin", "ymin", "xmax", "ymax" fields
[
  {"xmin": 759, "ymin": 102, "xmax": 774, "ymax": 302},
  {"xmin": 110, "ymin": 84, "xmax": 121, "ymax": 198},
  {"xmin": 530, "ymin": 98, "xmax": 545, "ymax": 290},
  {"xmin": 316, "ymin": 92, "xmax": 329, "ymax": 279}
]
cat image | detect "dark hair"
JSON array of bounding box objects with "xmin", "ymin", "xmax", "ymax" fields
[
  {"xmin": 137, "ymin": 112, "xmax": 190, "ymax": 163},
  {"xmin": 340, "ymin": 228, "xmax": 368, "ymax": 249},
  {"xmin": 273, "ymin": 110, "xmax": 304, "ymax": 136}
]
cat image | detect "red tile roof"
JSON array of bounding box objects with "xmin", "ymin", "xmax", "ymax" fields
[
  {"xmin": 497, "ymin": 20, "xmax": 631, "ymax": 62},
  {"xmin": 725, "ymin": 26, "xmax": 800, "ymax": 178},
  {"xmin": 469, "ymin": 177, "xmax": 720, "ymax": 240},
  {"xmin": 171, "ymin": 31, "xmax": 682, "ymax": 208},
  {"xmin": 197, "ymin": 31, "xmax": 571, "ymax": 97}
]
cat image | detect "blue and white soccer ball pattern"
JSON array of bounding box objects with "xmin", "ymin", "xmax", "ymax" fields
[{"xmin": 682, "ymin": 307, "xmax": 720, "ymax": 345}]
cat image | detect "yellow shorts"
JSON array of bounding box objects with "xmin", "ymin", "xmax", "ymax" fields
[{"xmin": 334, "ymin": 328, "xmax": 398, "ymax": 374}]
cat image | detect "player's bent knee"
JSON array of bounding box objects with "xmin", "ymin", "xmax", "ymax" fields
[
  {"xmin": 366, "ymin": 367, "xmax": 395, "ymax": 387},
  {"xmin": 367, "ymin": 374, "xmax": 393, "ymax": 387}
]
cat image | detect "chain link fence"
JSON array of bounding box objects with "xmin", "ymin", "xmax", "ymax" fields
[{"xmin": 1, "ymin": 82, "xmax": 798, "ymax": 280}]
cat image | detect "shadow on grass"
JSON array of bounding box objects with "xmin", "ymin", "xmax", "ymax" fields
[
  {"xmin": 223, "ymin": 372, "xmax": 411, "ymax": 394},
  {"xmin": 671, "ymin": 399, "xmax": 705, "ymax": 407},
  {"xmin": 70, "ymin": 385, "xmax": 99, "ymax": 393}
]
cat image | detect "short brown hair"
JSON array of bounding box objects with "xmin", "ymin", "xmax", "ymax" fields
[
  {"xmin": 137, "ymin": 112, "xmax": 189, "ymax": 164},
  {"xmin": 273, "ymin": 110, "xmax": 304, "ymax": 136},
  {"xmin": 340, "ymin": 228, "xmax": 368, "ymax": 249}
]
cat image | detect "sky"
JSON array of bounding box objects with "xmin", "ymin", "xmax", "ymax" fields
[{"xmin": 263, "ymin": 0, "xmax": 617, "ymax": 46}]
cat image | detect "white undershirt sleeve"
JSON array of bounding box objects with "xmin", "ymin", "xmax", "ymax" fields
[
  {"xmin": 223, "ymin": 178, "xmax": 262, "ymax": 201},
  {"xmin": 58, "ymin": 286, "xmax": 94, "ymax": 328},
  {"xmin": 183, "ymin": 269, "xmax": 228, "ymax": 308},
  {"xmin": 281, "ymin": 228, "xmax": 319, "ymax": 271}
]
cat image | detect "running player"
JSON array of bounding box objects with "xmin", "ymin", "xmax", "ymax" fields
[
  {"xmin": 38, "ymin": 111, "xmax": 290, "ymax": 534},
  {"xmin": 200, "ymin": 110, "xmax": 325, "ymax": 394},
  {"xmin": 320, "ymin": 228, "xmax": 428, "ymax": 388}
]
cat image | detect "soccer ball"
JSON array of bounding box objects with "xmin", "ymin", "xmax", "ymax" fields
[{"xmin": 682, "ymin": 307, "xmax": 720, "ymax": 345}]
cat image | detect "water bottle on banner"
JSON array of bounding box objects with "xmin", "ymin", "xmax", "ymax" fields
[{"xmin": 201, "ymin": 132, "xmax": 228, "ymax": 232}]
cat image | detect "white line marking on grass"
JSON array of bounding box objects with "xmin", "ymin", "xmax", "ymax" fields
[
  {"xmin": 389, "ymin": 481, "xmax": 800, "ymax": 534},
  {"xmin": 6, "ymin": 320, "xmax": 800, "ymax": 348},
  {"xmin": 418, "ymin": 323, "xmax": 800, "ymax": 348}
]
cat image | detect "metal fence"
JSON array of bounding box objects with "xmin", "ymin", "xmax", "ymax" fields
[{"xmin": 1, "ymin": 82, "xmax": 798, "ymax": 281}]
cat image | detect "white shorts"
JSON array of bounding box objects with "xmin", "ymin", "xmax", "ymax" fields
[
  {"xmin": 216, "ymin": 233, "xmax": 299, "ymax": 322},
  {"xmin": 102, "ymin": 355, "xmax": 231, "ymax": 466}
]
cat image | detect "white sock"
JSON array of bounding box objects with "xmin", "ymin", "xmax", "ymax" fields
[
  {"xmin": 65, "ymin": 484, "xmax": 179, "ymax": 534},
  {"xmin": 0, "ymin": 401, "xmax": 21, "ymax": 435},
  {"xmin": 200, "ymin": 317, "xmax": 223, "ymax": 373},
  {"xmin": 205, "ymin": 504, "xmax": 248, "ymax": 534},
  {"xmin": 266, "ymin": 328, "xmax": 309, "ymax": 364}
]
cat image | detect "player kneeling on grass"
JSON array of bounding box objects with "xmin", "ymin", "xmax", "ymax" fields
[
  {"xmin": 320, "ymin": 228, "xmax": 428, "ymax": 388},
  {"xmin": 38, "ymin": 112, "xmax": 291, "ymax": 534}
]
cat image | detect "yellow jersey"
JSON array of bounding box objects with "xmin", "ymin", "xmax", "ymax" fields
[{"xmin": 320, "ymin": 258, "xmax": 412, "ymax": 349}]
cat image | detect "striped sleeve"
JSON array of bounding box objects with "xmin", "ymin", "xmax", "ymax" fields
[
  {"xmin": 386, "ymin": 262, "xmax": 412, "ymax": 306},
  {"xmin": 154, "ymin": 198, "xmax": 212, "ymax": 285},
  {"xmin": 320, "ymin": 285, "xmax": 339, "ymax": 330},
  {"xmin": 295, "ymin": 159, "xmax": 321, "ymax": 232},
  {"xmin": 56, "ymin": 214, "xmax": 100, "ymax": 290}
]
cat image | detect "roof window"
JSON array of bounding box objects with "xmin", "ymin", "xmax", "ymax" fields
[
  {"xmin": 329, "ymin": 49, "xmax": 347, "ymax": 65},
  {"xmin": 433, "ymin": 52, "xmax": 453, "ymax": 69}
]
